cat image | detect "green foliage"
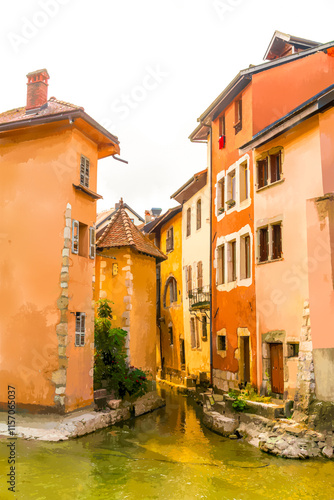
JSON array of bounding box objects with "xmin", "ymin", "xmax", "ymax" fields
[
  {"xmin": 94, "ymin": 299, "xmax": 148, "ymax": 398},
  {"xmin": 228, "ymin": 384, "xmax": 271, "ymax": 411}
]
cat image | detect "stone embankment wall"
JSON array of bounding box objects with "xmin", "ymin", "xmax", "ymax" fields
[{"xmin": 0, "ymin": 392, "xmax": 165, "ymax": 442}]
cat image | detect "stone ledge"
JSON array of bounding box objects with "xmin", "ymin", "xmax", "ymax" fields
[{"xmin": 0, "ymin": 391, "xmax": 165, "ymax": 442}]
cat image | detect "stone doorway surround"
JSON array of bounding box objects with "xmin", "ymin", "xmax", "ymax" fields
[{"xmin": 261, "ymin": 330, "xmax": 288, "ymax": 398}]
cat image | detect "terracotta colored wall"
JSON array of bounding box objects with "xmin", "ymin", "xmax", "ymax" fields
[
  {"xmin": 160, "ymin": 212, "xmax": 184, "ymax": 378},
  {"xmin": 211, "ymin": 84, "xmax": 257, "ymax": 390},
  {"xmin": 252, "ymin": 51, "xmax": 334, "ymax": 135},
  {"xmin": 94, "ymin": 247, "xmax": 157, "ymax": 377},
  {"xmin": 0, "ymin": 123, "xmax": 99, "ymax": 412}
]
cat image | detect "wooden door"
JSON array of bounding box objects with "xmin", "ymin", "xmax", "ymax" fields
[
  {"xmin": 270, "ymin": 343, "xmax": 284, "ymax": 394},
  {"xmin": 243, "ymin": 337, "xmax": 250, "ymax": 384}
]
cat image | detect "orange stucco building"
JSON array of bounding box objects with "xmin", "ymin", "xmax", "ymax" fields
[
  {"xmin": 0, "ymin": 69, "xmax": 120, "ymax": 413},
  {"xmin": 190, "ymin": 32, "xmax": 334, "ymax": 397},
  {"xmin": 94, "ymin": 201, "xmax": 166, "ymax": 378}
]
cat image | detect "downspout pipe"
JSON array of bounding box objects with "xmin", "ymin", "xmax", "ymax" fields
[{"xmin": 209, "ymin": 124, "xmax": 213, "ymax": 386}]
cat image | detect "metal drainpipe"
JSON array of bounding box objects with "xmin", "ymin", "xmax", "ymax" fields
[{"xmin": 209, "ymin": 126, "xmax": 213, "ymax": 387}]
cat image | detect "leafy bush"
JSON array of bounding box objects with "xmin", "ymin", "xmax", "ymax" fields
[{"xmin": 94, "ymin": 299, "xmax": 148, "ymax": 398}]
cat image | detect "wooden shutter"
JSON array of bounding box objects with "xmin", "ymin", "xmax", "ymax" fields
[
  {"xmin": 272, "ymin": 224, "xmax": 282, "ymax": 259},
  {"xmin": 196, "ymin": 199, "xmax": 201, "ymax": 230},
  {"xmin": 187, "ymin": 265, "xmax": 192, "ymax": 295},
  {"xmin": 259, "ymin": 227, "xmax": 269, "ymax": 262},
  {"xmin": 197, "ymin": 261, "xmax": 203, "ymax": 290},
  {"xmin": 190, "ymin": 318, "xmax": 196, "ymax": 348},
  {"xmin": 72, "ymin": 220, "xmax": 79, "ymax": 254},
  {"xmin": 187, "ymin": 208, "xmax": 191, "ymax": 237},
  {"xmin": 89, "ymin": 227, "xmax": 95, "ymax": 259},
  {"xmin": 80, "ymin": 156, "xmax": 90, "ymax": 188}
]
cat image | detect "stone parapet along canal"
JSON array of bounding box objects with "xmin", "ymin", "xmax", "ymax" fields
[{"xmin": 1, "ymin": 387, "xmax": 334, "ymax": 499}]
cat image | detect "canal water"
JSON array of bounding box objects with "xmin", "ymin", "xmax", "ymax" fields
[{"xmin": 1, "ymin": 388, "xmax": 334, "ymax": 500}]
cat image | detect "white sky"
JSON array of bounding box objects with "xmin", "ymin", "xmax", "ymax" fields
[{"xmin": 1, "ymin": 0, "xmax": 333, "ymax": 217}]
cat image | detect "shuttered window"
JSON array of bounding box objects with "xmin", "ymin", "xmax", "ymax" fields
[
  {"xmin": 190, "ymin": 318, "xmax": 196, "ymax": 349},
  {"xmin": 166, "ymin": 227, "xmax": 174, "ymax": 252},
  {"xmin": 202, "ymin": 315, "xmax": 207, "ymax": 340},
  {"xmin": 259, "ymin": 227, "xmax": 269, "ymax": 262},
  {"xmin": 80, "ymin": 155, "xmax": 90, "ymax": 188},
  {"xmin": 272, "ymin": 224, "xmax": 282, "ymax": 260},
  {"xmin": 72, "ymin": 220, "xmax": 79, "ymax": 254},
  {"xmin": 89, "ymin": 227, "xmax": 95, "ymax": 259},
  {"xmin": 197, "ymin": 261, "xmax": 203, "ymax": 290},
  {"xmin": 217, "ymin": 245, "xmax": 225, "ymax": 285},
  {"xmin": 270, "ymin": 152, "xmax": 281, "ymax": 183},
  {"xmin": 257, "ymin": 158, "xmax": 268, "ymax": 188},
  {"xmin": 218, "ymin": 177, "xmax": 225, "ymax": 213},
  {"xmin": 187, "ymin": 265, "xmax": 192, "ymax": 295},
  {"xmin": 186, "ymin": 208, "xmax": 191, "ymax": 236},
  {"xmin": 196, "ymin": 199, "xmax": 202, "ymax": 230},
  {"xmin": 75, "ymin": 312, "xmax": 86, "ymax": 346}
]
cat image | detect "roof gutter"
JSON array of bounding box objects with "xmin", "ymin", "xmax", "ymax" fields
[{"xmin": 0, "ymin": 109, "xmax": 120, "ymax": 146}]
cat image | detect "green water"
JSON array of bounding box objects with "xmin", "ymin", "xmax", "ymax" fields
[{"xmin": 1, "ymin": 389, "xmax": 334, "ymax": 500}]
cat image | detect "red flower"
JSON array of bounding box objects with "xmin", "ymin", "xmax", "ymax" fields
[{"xmin": 136, "ymin": 380, "xmax": 138, "ymax": 383}]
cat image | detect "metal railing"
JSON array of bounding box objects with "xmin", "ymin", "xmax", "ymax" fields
[{"xmin": 188, "ymin": 285, "xmax": 210, "ymax": 309}]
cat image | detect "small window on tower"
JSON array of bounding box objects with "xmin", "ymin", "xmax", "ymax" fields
[{"xmin": 80, "ymin": 155, "xmax": 90, "ymax": 188}]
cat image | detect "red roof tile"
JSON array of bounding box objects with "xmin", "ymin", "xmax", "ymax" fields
[
  {"xmin": 0, "ymin": 97, "xmax": 83, "ymax": 124},
  {"xmin": 96, "ymin": 205, "xmax": 166, "ymax": 262}
]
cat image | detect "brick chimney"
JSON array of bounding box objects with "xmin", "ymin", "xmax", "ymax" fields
[{"xmin": 26, "ymin": 69, "xmax": 50, "ymax": 111}]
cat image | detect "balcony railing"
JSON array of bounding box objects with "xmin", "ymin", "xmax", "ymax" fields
[{"xmin": 188, "ymin": 285, "xmax": 211, "ymax": 310}]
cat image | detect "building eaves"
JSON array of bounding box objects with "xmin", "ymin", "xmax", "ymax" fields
[
  {"xmin": 144, "ymin": 206, "xmax": 182, "ymax": 234},
  {"xmin": 189, "ymin": 40, "xmax": 334, "ymax": 142},
  {"xmin": 170, "ymin": 169, "xmax": 208, "ymax": 204},
  {"xmin": 239, "ymin": 85, "xmax": 334, "ymax": 153}
]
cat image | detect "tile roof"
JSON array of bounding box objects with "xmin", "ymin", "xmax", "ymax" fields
[
  {"xmin": 0, "ymin": 97, "xmax": 83, "ymax": 124},
  {"xmin": 96, "ymin": 204, "xmax": 166, "ymax": 262}
]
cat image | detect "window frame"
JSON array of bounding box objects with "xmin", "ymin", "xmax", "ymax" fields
[
  {"xmin": 89, "ymin": 227, "xmax": 95, "ymax": 259},
  {"xmin": 80, "ymin": 155, "xmax": 90, "ymax": 188},
  {"xmin": 256, "ymin": 149, "xmax": 283, "ymax": 190},
  {"xmin": 166, "ymin": 227, "xmax": 174, "ymax": 252},
  {"xmin": 72, "ymin": 219, "xmax": 79, "ymax": 254},
  {"xmin": 257, "ymin": 222, "xmax": 283, "ymax": 263},
  {"xmin": 75, "ymin": 312, "xmax": 86, "ymax": 346},
  {"xmin": 217, "ymin": 334, "xmax": 226, "ymax": 352},
  {"xmin": 196, "ymin": 199, "xmax": 202, "ymax": 230},
  {"xmin": 234, "ymin": 98, "xmax": 242, "ymax": 134},
  {"xmin": 186, "ymin": 207, "xmax": 191, "ymax": 237},
  {"xmin": 163, "ymin": 276, "xmax": 177, "ymax": 307},
  {"xmin": 217, "ymin": 244, "xmax": 225, "ymax": 285}
]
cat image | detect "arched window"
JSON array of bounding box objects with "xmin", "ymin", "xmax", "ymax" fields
[
  {"xmin": 163, "ymin": 276, "xmax": 177, "ymax": 307},
  {"xmin": 196, "ymin": 199, "xmax": 201, "ymax": 230}
]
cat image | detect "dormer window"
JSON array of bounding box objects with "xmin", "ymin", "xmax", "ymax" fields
[{"xmin": 80, "ymin": 155, "xmax": 90, "ymax": 188}]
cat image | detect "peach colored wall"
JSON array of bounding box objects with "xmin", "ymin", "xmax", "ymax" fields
[
  {"xmin": 252, "ymin": 51, "xmax": 334, "ymax": 135},
  {"xmin": 254, "ymin": 117, "xmax": 323, "ymax": 338},
  {"xmin": 254, "ymin": 116, "xmax": 324, "ymax": 397},
  {"xmin": 160, "ymin": 212, "xmax": 184, "ymax": 377},
  {"xmin": 319, "ymin": 106, "xmax": 334, "ymax": 193},
  {"xmin": 94, "ymin": 248, "xmax": 157, "ymax": 377},
  {"xmin": 0, "ymin": 123, "xmax": 99, "ymax": 412}
]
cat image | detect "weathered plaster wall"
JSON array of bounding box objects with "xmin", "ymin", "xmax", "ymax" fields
[
  {"xmin": 252, "ymin": 51, "xmax": 334, "ymax": 135},
  {"xmin": 0, "ymin": 124, "xmax": 97, "ymax": 412},
  {"xmin": 160, "ymin": 211, "xmax": 184, "ymax": 382},
  {"xmin": 94, "ymin": 247, "xmax": 157, "ymax": 378},
  {"xmin": 254, "ymin": 117, "xmax": 323, "ymax": 398}
]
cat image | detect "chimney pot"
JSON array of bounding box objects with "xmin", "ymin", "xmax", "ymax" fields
[{"xmin": 26, "ymin": 69, "xmax": 50, "ymax": 111}]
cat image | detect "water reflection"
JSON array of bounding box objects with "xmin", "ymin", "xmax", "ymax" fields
[{"xmin": 0, "ymin": 388, "xmax": 334, "ymax": 499}]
